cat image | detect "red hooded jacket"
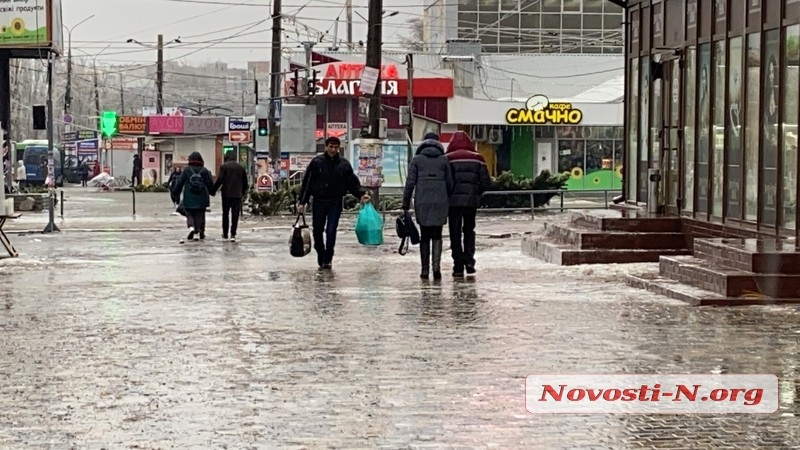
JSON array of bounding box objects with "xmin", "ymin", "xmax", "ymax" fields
[{"xmin": 445, "ymin": 131, "xmax": 492, "ymax": 208}]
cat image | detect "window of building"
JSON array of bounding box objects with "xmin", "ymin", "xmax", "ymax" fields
[
  {"xmin": 683, "ymin": 47, "xmax": 696, "ymax": 213},
  {"xmin": 727, "ymin": 36, "xmax": 743, "ymax": 220},
  {"xmin": 520, "ymin": 13, "xmax": 540, "ymax": 30},
  {"xmin": 562, "ymin": 0, "xmax": 581, "ymax": 12},
  {"xmin": 562, "ymin": 13, "xmax": 581, "ymax": 29},
  {"xmin": 745, "ymin": 33, "xmax": 760, "ymax": 221},
  {"xmin": 584, "ymin": 14, "xmax": 603, "ymax": 30},
  {"xmin": 543, "ymin": 0, "xmax": 561, "ymax": 12},
  {"xmin": 628, "ymin": 59, "xmax": 640, "ymax": 201},
  {"xmin": 556, "ymin": 127, "xmax": 622, "ymax": 189},
  {"xmin": 479, "ymin": 0, "xmax": 500, "ymax": 12},
  {"xmin": 460, "ymin": 0, "xmax": 478, "ymax": 11},
  {"xmin": 542, "ymin": 13, "xmax": 560, "ymax": 28},
  {"xmin": 520, "ymin": 0, "xmax": 540, "ymax": 13},
  {"xmin": 604, "ymin": 13, "xmax": 622, "ymax": 31},
  {"xmin": 761, "ymin": 29, "xmax": 780, "ymax": 226},
  {"xmin": 638, "ymin": 55, "xmax": 651, "ymax": 203},
  {"xmin": 712, "ymin": 40, "xmax": 726, "ymax": 218},
  {"xmin": 585, "ymin": 0, "xmax": 603, "ymax": 13},
  {"xmin": 782, "ymin": 26, "xmax": 799, "ymax": 230},
  {"xmin": 696, "ymin": 43, "xmax": 711, "ymax": 214}
]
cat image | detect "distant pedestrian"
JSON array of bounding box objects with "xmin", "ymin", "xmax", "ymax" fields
[
  {"xmin": 79, "ymin": 161, "xmax": 90, "ymax": 187},
  {"xmin": 297, "ymin": 136, "xmax": 370, "ymax": 269},
  {"xmin": 445, "ymin": 131, "xmax": 492, "ymax": 277},
  {"xmin": 167, "ymin": 166, "xmax": 182, "ymax": 206},
  {"xmin": 131, "ymin": 154, "xmax": 142, "ymax": 186},
  {"xmin": 402, "ymin": 136, "xmax": 453, "ymax": 280},
  {"xmin": 213, "ymin": 151, "xmax": 249, "ymax": 242},
  {"xmin": 171, "ymin": 152, "xmax": 215, "ymax": 243}
]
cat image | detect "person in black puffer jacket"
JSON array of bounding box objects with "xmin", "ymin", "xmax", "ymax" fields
[
  {"xmin": 298, "ymin": 136, "xmax": 370, "ymax": 269},
  {"xmin": 445, "ymin": 131, "xmax": 492, "ymax": 277}
]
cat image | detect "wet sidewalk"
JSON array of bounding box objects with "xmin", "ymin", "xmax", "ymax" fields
[{"xmin": 0, "ymin": 193, "xmax": 798, "ymax": 448}]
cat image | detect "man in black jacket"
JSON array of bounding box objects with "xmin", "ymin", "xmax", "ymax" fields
[
  {"xmin": 445, "ymin": 131, "xmax": 492, "ymax": 277},
  {"xmin": 131, "ymin": 154, "xmax": 142, "ymax": 186},
  {"xmin": 298, "ymin": 137, "xmax": 370, "ymax": 269},
  {"xmin": 213, "ymin": 151, "xmax": 249, "ymax": 242}
]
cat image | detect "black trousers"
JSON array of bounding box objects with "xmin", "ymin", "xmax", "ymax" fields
[
  {"xmin": 448, "ymin": 206, "xmax": 478, "ymax": 270},
  {"xmin": 222, "ymin": 196, "xmax": 242, "ymax": 237},
  {"xmin": 311, "ymin": 198, "xmax": 343, "ymax": 266},
  {"xmin": 131, "ymin": 171, "xmax": 140, "ymax": 186},
  {"xmin": 420, "ymin": 225, "xmax": 443, "ymax": 241},
  {"xmin": 186, "ymin": 208, "xmax": 206, "ymax": 232}
]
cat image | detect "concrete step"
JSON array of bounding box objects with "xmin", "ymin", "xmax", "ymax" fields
[
  {"xmin": 626, "ymin": 273, "xmax": 800, "ymax": 307},
  {"xmin": 660, "ymin": 255, "xmax": 800, "ymax": 298},
  {"xmin": 693, "ymin": 238, "xmax": 800, "ymax": 274},
  {"xmin": 544, "ymin": 223, "xmax": 687, "ymax": 250},
  {"xmin": 522, "ymin": 235, "xmax": 691, "ymax": 265},
  {"xmin": 568, "ymin": 210, "xmax": 683, "ymax": 233}
]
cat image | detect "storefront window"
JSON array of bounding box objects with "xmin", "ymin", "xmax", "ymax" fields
[
  {"xmin": 782, "ymin": 26, "xmax": 799, "ymax": 230},
  {"xmin": 639, "ymin": 55, "xmax": 650, "ymax": 203},
  {"xmin": 628, "ymin": 59, "xmax": 639, "ymax": 200},
  {"xmin": 712, "ymin": 40, "xmax": 726, "ymax": 218},
  {"xmin": 697, "ymin": 43, "xmax": 711, "ymax": 214},
  {"xmin": 557, "ymin": 127, "xmax": 623, "ymax": 190},
  {"xmin": 761, "ymin": 30, "xmax": 780, "ymax": 226},
  {"xmin": 745, "ymin": 33, "xmax": 761, "ymax": 221},
  {"xmin": 683, "ymin": 47, "xmax": 696, "ymax": 213},
  {"xmin": 727, "ymin": 37, "xmax": 743, "ymax": 220}
]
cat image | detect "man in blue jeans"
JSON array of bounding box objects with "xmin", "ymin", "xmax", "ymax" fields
[{"xmin": 297, "ymin": 137, "xmax": 370, "ymax": 269}]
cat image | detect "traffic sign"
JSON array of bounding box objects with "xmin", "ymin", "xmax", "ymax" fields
[
  {"xmin": 228, "ymin": 120, "xmax": 251, "ymax": 131},
  {"xmin": 229, "ymin": 131, "xmax": 251, "ymax": 142},
  {"xmin": 256, "ymin": 174, "xmax": 274, "ymax": 192},
  {"xmin": 63, "ymin": 113, "xmax": 73, "ymax": 124}
]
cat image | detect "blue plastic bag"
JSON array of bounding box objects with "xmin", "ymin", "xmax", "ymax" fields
[{"xmin": 355, "ymin": 203, "xmax": 384, "ymax": 246}]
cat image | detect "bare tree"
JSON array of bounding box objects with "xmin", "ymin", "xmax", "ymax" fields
[{"xmin": 399, "ymin": 17, "xmax": 425, "ymax": 53}]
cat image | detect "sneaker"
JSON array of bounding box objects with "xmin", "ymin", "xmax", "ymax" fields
[
  {"xmin": 187, "ymin": 227, "xmax": 195, "ymax": 241},
  {"xmin": 322, "ymin": 263, "xmax": 332, "ymax": 269},
  {"xmin": 179, "ymin": 239, "xmax": 185, "ymax": 244},
  {"xmin": 465, "ymin": 265, "xmax": 476, "ymax": 275},
  {"xmin": 230, "ymin": 237, "xmax": 237, "ymax": 243},
  {"xmin": 222, "ymin": 234, "xmax": 228, "ymax": 240},
  {"xmin": 453, "ymin": 270, "xmax": 464, "ymax": 278}
]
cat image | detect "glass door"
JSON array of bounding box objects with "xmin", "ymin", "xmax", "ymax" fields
[{"xmin": 663, "ymin": 59, "xmax": 682, "ymax": 214}]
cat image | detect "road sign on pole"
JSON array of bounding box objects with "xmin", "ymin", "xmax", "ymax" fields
[{"xmin": 229, "ymin": 131, "xmax": 251, "ymax": 143}]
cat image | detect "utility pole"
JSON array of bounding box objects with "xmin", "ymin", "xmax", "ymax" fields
[
  {"xmin": 365, "ymin": 0, "xmax": 383, "ymax": 139},
  {"xmin": 253, "ymin": 68, "xmax": 259, "ymax": 105},
  {"xmin": 268, "ymin": 0, "xmax": 282, "ymax": 161},
  {"xmin": 365, "ymin": 0, "xmax": 383, "ymax": 208},
  {"xmin": 65, "ymin": 47, "xmax": 72, "ymax": 116},
  {"xmin": 405, "ymin": 53, "xmax": 413, "ymax": 165},
  {"xmin": 156, "ymin": 33, "xmax": 164, "ymax": 114},
  {"xmin": 93, "ymin": 64, "xmax": 101, "ymax": 130},
  {"xmin": 43, "ymin": 50, "xmax": 59, "ymax": 233},
  {"xmin": 120, "ymin": 73, "xmax": 125, "ymax": 114},
  {"xmin": 346, "ymin": 0, "xmax": 353, "ymax": 49}
]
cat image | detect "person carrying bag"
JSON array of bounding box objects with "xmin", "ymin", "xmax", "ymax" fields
[{"xmin": 395, "ymin": 210, "xmax": 420, "ymax": 256}]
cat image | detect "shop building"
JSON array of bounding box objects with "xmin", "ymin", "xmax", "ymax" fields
[{"xmin": 625, "ymin": 0, "xmax": 800, "ymax": 239}]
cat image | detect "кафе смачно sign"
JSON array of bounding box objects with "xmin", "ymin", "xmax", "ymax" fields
[{"xmin": 505, "ymin": 95, "xmax": 583, "ymax": 125}]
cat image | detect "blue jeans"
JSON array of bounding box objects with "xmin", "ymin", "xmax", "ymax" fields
[{"xmin": 312, "ymin": 198, "xmax": 343, "ymax": 266}]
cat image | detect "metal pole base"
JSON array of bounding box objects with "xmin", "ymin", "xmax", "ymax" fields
[
  {"xmin": 42, "ymin": 190, "xmax": 60, "ymax": 233},
  {"xmin": 42, "ymin": 222, "xmax": 60, "ymax": 233}
]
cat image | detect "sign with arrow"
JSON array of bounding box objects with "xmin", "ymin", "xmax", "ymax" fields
[{"xmin": 229, "ymin": 130, "xmax": 251, "ymax": 143}]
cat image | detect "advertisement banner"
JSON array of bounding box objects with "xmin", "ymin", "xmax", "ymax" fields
[
  {"xmin": 0, "ymin": 1, "xmax": 48, "ymax": 47},
  {"xmin": 148, "ymin": 115, "xmax": 184, "ymax": 134},
  {"xmin": 183, "ymin": 116, "xmax": 226, "ymax": 134},
  {"xmin": 353, "ymin": 141, "xmax": 407, "ymax": 188},
  {"xmin": 289, "ymin": 154, "xmax": 314, "ymax": 171},
  {"xmin": 76, "ymin": 139, "xmax": 99, "ymax": 156},
  {"xmin": 141, "ymin": 150, "xmax": 160, "ymax": 186},
  {"xmin": 110, "ymin": 137, "xmax": 138, "ymax": 150},
  {"xmin": 355, "ymin": 141, "xmax": 383, "ymax": 188}
]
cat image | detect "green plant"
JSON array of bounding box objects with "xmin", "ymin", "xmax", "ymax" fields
[
  {"xmin": 247, "ymin": 183, "xmax": 302, "ymax": 216},
  {"xmin": 480, "ymin": 170, "xmax": 569, "ymax": 209}
]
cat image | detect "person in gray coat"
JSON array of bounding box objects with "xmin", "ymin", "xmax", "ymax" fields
[{"xmin": 402, "ymin": 137, "xmax": 454, "ymax": 280}]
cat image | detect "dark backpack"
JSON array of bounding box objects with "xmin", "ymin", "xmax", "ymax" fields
[{"xmin": 188, "ymin": 169, "xmax": 206, "ymax": 195}]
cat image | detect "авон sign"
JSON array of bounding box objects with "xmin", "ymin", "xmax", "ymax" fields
[{"xmin": 506, "ymin": 94, "xmax": 583, "ymax": 125}]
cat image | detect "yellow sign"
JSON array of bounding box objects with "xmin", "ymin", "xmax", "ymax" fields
[{"xmin": 506, "ymin": 94, "xmax": 583, "ymax": 125}]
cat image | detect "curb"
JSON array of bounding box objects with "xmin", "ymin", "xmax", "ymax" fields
[{"xmin": 6, "ymin": 228, "xmax": 164, "ymax": 234}]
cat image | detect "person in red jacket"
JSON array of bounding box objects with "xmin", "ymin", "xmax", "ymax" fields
[{"xmin": 445, "ymin": 131, "xmax": 492, "ymax": 277}]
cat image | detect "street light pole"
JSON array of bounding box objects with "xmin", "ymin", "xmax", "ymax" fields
[
  {"xmin": 157, "ymin": 34, "xmax": 164, "ymax": 114},
  {"xmin": 64, "ymin": 14, "xmax": 95, "ymax": 116}
]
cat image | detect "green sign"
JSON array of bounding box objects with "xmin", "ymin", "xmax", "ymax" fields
[
  {"xmin": 100, "ymin": 111, "xmax": 118, "ymax": 138},
  {"xmin": 0, "ymin": 8, "xmax": 48, "ymax": 47}
]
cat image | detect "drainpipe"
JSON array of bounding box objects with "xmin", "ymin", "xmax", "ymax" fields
[{"xmin": 613, "ymin": 0, "xmax": 629, "ymax": 205}]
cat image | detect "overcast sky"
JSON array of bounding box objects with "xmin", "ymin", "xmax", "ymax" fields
[{"xmin": 63, "ymin": 0, "xmax": 422, "ymax": 68}]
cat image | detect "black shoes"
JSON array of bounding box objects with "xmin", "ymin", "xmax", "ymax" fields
[
  {"xmin": 465, "ymin": 265, "xmax": 476, "ymax": 275},
  {"xmin": 433, "ymin": 271, "xmax": 442, "ymax": 280}
]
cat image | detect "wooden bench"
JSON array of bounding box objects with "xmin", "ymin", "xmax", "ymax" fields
[{"xmin": 0, "ymin": 213, "xmax": 21, "ymax": 258}]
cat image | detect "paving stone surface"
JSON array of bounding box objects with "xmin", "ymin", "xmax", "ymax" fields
[{"xmin": 0, "ymin": 189, "xmax": 798, "ymax": 448}]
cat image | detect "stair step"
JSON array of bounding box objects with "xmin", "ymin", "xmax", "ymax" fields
[
  {"xmin": 626, "ymin": 273, "xmax": 800, "ymax": 307},
  {"xmin": 693, "ymin": 238, "xmax": 800, "ymax": 274},
  {"xmin": 660, "ymin": 255, "xmax": 800, "ymax": 298},
  {"xmin": 568, "ymin": 210, "xmax": 683, "ymax": 233},
  {"xmin": 544, "ymin": 223, "xmax": 686, "ymax": 250},
  {"xmin": 522, "ymin": 235, "xmax": 691, "ymax": 265}
]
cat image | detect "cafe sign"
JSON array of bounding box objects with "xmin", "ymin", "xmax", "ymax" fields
[{"xmin": 506, "ymin": 95, "xmax": 583, "ymax": 125}]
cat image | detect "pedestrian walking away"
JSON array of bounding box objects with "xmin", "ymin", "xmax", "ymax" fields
[
  {"xmin": 78, "ymin": 161, "xmax": 90, "ymax": 187},
  {"xmin": 298, "ymin": 136, "xmax": 370, "ymax": 269},
  {"xmin": 213, "ymin": 151, "xmax": 249, "ymax": 242},
  {"xmin": 171, "ymin": 151, "xmax": 215, "ymax": 243},
  {"xmin": 445, "ymin": 131, "xmax": 492, "ymax": 277},
  {"xmin": 131, "ymin": 154, "xmax": 142, "ymax": 187},
  {"xmin": 402, "ymin": 135, "xmax": 453, "ymax": 280}
]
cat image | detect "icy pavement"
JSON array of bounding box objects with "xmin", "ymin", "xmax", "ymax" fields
[{"xmin": 0, "ymin": 191, "xmax": 799, "ymax": 448}]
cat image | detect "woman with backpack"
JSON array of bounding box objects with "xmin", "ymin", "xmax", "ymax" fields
[{"xmin": 171, "ymin": 152, "xmax": 215, "ymax": 243}]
